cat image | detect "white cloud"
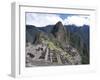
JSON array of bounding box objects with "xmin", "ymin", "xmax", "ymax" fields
[
  {"xmin": 26, "ymin": 13, "xmax": 63, "ymax": 27},
  {"xmin": 26, "ymin": 13, "xmax": 89, "ymax": 27},
  {"xmin": 64, "ymin": 16, "xmax": 90, "ymax": 26}
]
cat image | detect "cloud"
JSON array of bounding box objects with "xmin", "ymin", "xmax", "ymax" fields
[
  {"xmin": 64, "ymin": 16, "xmax": 90, "ymax": 26},
  {"xmin": 26, "ymin": 13, "xmax": 63, "ymax": 27},
  {"xmin": 26, "ymin": 13, "xmax": 89, "ymax": 27}
]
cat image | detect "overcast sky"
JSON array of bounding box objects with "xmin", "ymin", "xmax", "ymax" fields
[{"xmin": 26, "ymin": 12, "xmax": 90, "ymax": 27}]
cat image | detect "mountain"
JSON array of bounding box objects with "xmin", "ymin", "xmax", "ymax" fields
[
  {"xmin": 26, "ymin": 25, "xmax": 40, "ymax": 43},
  {"xmin": 26, "ymin": 21, "xmax": 89, "ymax": 67},
  {"xmin": 65, "ymin": 25, "xmax": 89, "ymax": 45},
  {"xmin": 51, "ymin": 21, "xmax": 68, "ymax": 45},
  {"xmin": 64, "ymin": 25, "xmax": 89, "ymax": 64}
]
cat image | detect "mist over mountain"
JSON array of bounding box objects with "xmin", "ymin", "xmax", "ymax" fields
[{"xmin": 26, "ymin": 21, "xmax": 89, "ymax": 67}]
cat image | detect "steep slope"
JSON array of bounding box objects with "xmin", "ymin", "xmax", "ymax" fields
[
  {"xmin": 65, "ymin": 25, "xmax": 89, "ymax": 64},
  {"xmin": 51, "ymin": 21, "xmax": 68, "ymax": 44},
  {"xmin": 26, "ymin": 25, "xmax": 40, "ymax": 43}
]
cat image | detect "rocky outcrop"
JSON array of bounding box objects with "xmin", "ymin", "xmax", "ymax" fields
[{"xmin": 51, "ymin": 21, "xmax": 68, "ymax": 44}]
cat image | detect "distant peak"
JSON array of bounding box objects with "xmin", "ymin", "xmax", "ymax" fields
[{"xmin": 56, "ymin": 21, "xmax": 63, "ymax": 26}]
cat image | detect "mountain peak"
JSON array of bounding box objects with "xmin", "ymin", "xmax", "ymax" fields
[
  {"xmin": 56, "ymin": 21, "xmax": 63, "ymax": 26},
  {"xmin": 52, "ymin": 21, "xmax": 64, "ymax": 32},
  {"xmin": 51, "ymin": 21, "xmax": 68, "ymax": 44},
  {"xmin": 55, "ymin": 21, "xmax": 63, "ymax": 29}
]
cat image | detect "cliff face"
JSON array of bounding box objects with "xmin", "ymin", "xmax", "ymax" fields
[{"xmin": 25, "ymin": 21, "xmax": 89, "ymax": 67}]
